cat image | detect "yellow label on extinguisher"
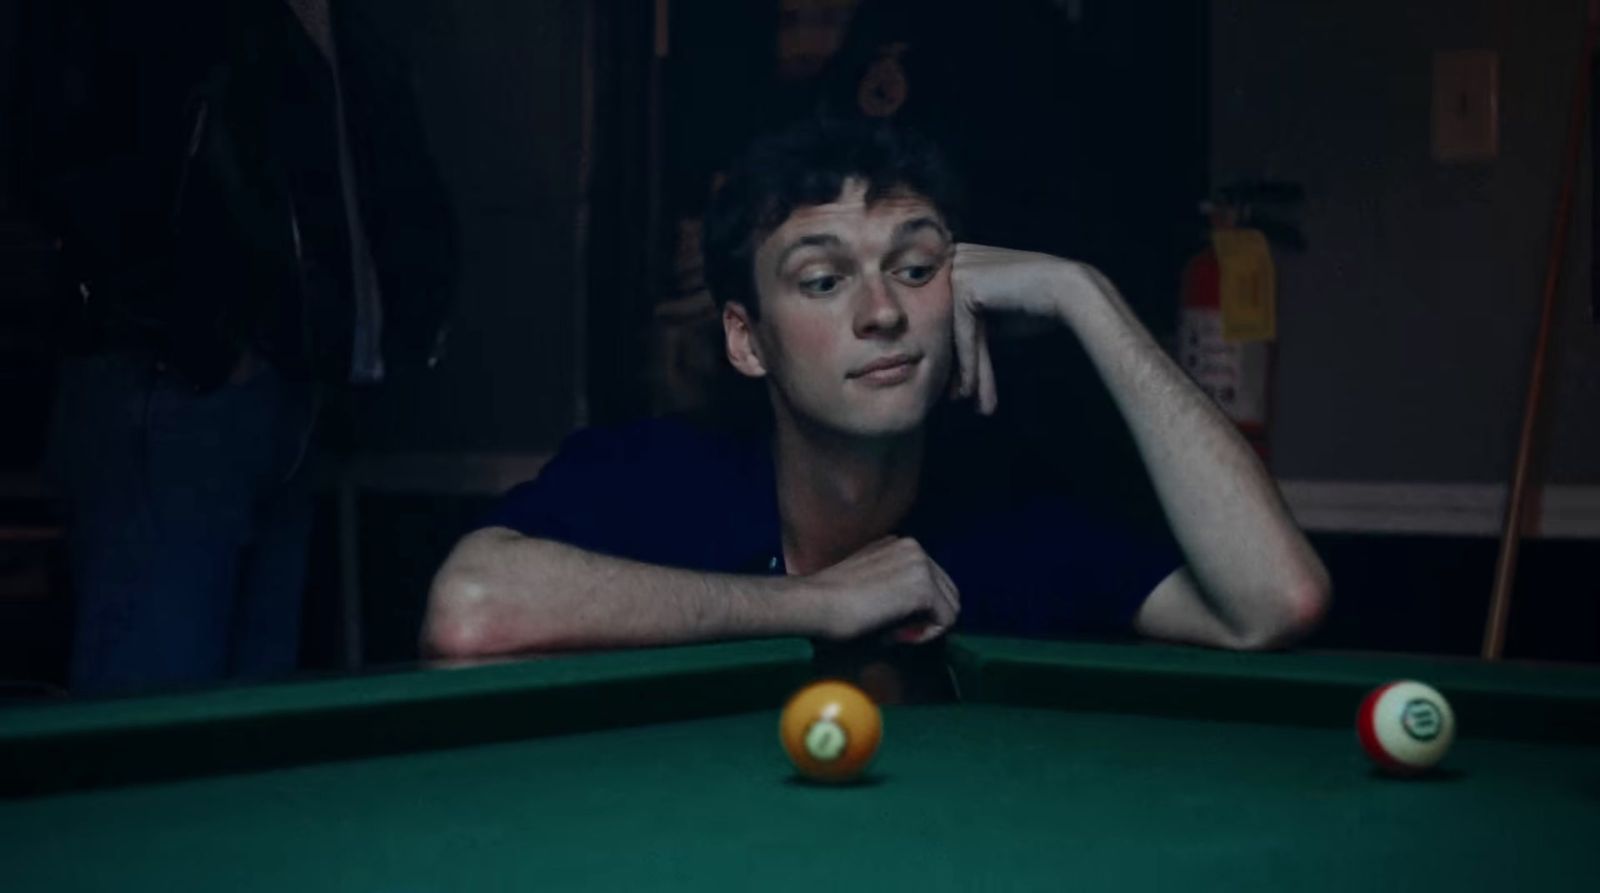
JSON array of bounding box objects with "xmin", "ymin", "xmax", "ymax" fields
[{"xmin": 1212, "ymin": 227, "xmax": 1277, "ymax": 343}]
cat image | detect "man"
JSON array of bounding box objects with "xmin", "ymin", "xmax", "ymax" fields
[
  {"xmin": 34, "ymin": 0, "xmax": 454, "ymax": 694},
  {"xmin": 425, "ymin": 119, "xmax": 1328, "ymax": 693}
]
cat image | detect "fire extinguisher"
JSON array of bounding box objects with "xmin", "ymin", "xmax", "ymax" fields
[{"xmin": 1177, "ymin": 182, "xmax": 1305, "ymax": 464}]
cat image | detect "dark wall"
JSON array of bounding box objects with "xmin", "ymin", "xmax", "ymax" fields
[
  {"xmin": 664, "ymin": 0, "xmax": 1208, "ymax": 325},
  {"xmin": 1214, "ymin": 0, "xmax": 1600, "ymax": 484},
  {"xmin": 0, "ymin": 0, "xmax": 20, "ymax": 215},
  {"xmin": 345, "ymin": 0, "xmax": 590, "ymax": 453}
]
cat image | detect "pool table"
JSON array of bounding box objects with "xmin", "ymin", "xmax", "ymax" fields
[{"xmin": 3, "ymin": 636, "xmax": 1598, "ymax": 891}]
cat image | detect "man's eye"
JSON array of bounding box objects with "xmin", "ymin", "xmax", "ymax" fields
[
  {"xmin": 896, "ymin": 265, "xmax": 936, "ymax": 285},
  {"xmin": 801, "ymin": 275, "xmax": 842, "ymax": 294}
]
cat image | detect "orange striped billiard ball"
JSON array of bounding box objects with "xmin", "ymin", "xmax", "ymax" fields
[{"xmin": 779, "ymin": 680, "xmax": 882, "ymax": 783}]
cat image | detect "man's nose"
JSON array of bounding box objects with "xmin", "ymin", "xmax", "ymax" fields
[{"xmin": 854, "ymin": 275, "xmax": 907, "ymax": 337}]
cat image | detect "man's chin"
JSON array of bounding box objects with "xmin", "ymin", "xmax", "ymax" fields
[
  {"xmin": 774, "ymin": 388, "xmax": 938, "ymax": 441},
  {"xmin": 835, "ymin": 406, "xmax": 932, "ymax": 439}
]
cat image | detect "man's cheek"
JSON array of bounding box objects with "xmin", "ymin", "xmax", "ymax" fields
[
  {"xmin": 923, "ymin": 281, "xmax": 955, "ymax": 328},
  {"xmin": 781, "ymin": 316, "xmax": 839, "ymax": 362},
  {"xmin": 928, "ymin": 343, "xmax": 957, "ymax": 400},
  {"xmin": 919, "ymin": 301, "xmax": 956, "ymax": 352},
  {"xmin": 767, "ymin": 320, "xmax": 843, "ymax": 400}
]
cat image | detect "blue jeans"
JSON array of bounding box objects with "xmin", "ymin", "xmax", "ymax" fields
[{"xmin": 47, "ymin": 353, "xmax": 318, "ymax": 695}]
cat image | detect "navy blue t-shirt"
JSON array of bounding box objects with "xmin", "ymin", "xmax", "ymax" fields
[{"xmin": 479, "ymin": 414, "xmax": 1183, "ymax": 638}]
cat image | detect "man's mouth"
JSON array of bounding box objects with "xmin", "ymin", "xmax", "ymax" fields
[{"xmin": 848, "ymin": 353, "xmax": 922, "ymax": 385}]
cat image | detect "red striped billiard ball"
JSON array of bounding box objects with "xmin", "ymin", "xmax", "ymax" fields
[{"xmin": 1357, "ymin": 680, "xmax": 1456, "ymax": 775}]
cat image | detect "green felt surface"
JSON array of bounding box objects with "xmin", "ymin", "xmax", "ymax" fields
[
  {"xmin": 949, "ymin": 637, "xmax": 1600, "ymax": 744},
  {"xmin": 950, "ymin": 637, "xmax": 1600, "ymax": 697},
  {"xmin": 0, "ymin": 638, "xmax": 814, "ymax": 795},
  {"xmin": 4, "ymin": 637, "xmax": 1599, "ymax": 890},
  {"xmin": 4, "ymin": 704, "xmax": 1596, "ymax": 892},
  {"xmin": 0, "ymin": 638, "xmax": 814, "ymax": 738}
]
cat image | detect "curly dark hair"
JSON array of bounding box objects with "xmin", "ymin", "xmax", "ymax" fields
[{"xmin": 703, "ymin": 117, "xmax": 963, "ymax": 320}]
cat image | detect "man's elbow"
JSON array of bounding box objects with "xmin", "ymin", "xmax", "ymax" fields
[
  {"xmin": 421, "ymin": 530, "xmax": 526, "ymax": 659},
  {"xmin": 422, "ymin": 569, "xmax": 499, "ymax": 659},
  {"xmin": 1232, "ymin": 573, "xmax": 1332, "ymax": 651}
]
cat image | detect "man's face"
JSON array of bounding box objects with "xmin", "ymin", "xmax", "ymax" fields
[{"xmin": 734, "ymin": 179, "xmax": 955, "ymax": 439}]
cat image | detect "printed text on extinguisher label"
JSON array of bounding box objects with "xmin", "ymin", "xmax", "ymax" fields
[{"xmin": 1178, "ymin": 307, "xmax": 1268, "ymax": 425}]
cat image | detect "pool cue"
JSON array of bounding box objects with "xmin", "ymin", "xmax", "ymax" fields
[{"xmin": 1482, "ymin": 2, "xmax": 1599, "ymax": 660}]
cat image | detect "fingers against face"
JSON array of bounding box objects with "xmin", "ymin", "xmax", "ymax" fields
[
  {"xmin": 951, "ymin": 269, "xmax": 979, "ymax": 400},
  {"xmin": 974, "ymin": 315, "xmax": 997, "ymax": 415},
  {"xmin": 928, "ymin": 558, "xmax": 960, "ymax": 633},
  {"xmin": 950, "ymin": 245, "xmax": 998, "ymax": 413}
]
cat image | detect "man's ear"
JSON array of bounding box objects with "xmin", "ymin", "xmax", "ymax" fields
[{"xmin": 723, "ymin": 302, "xmax": 768, "ymax": 379}]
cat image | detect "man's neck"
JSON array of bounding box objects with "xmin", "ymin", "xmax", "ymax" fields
[{"xmin": 772, "ymin": 411, "xmax": 925, "ymax": 576}]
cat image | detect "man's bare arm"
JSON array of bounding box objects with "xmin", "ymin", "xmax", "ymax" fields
[
  {"xmin": 1053, "ymin": 263, "xmax": 1330, "ymax": 648},
  {"xmin": 950, "ymin": 244, "xmax": 1330, "ymax": 650},
  {"xmin": 423, "ymin": 528, "xmax": 959, "ymax": 658}
]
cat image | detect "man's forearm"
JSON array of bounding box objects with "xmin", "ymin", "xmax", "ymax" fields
[
  {"xmin": 424, "ymin": 528, "xmax": 818, "ymax": 658},
  {"xmin": 1053, "ymin": 265, "xmax": 1330, "ymax": 638}
]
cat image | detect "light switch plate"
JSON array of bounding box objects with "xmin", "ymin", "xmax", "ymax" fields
[{"xmin": 1432, "ymin": 50, "xmax": 1499, "ymax": 163}]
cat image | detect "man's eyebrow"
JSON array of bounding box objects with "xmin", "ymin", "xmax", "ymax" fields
[
  {"xmin": 774, "ymin": 233, "xmax": 844, "ymax": 271},
  {"xmin": 891, "ymin": 216, "xmax": 951, "ymax": 244}
]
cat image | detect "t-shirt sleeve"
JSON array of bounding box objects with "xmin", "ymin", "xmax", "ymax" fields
[
  {"xmin": 471, "ymin": 417, "xmax": 774, "ymax": 573},
  {"xmin": 930, "ymin": 495, "xmax": 1185, "ymax": 638},
  {"xmin": 475, "ymin": 426, "xmax": 647, "ymax": 558}
]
